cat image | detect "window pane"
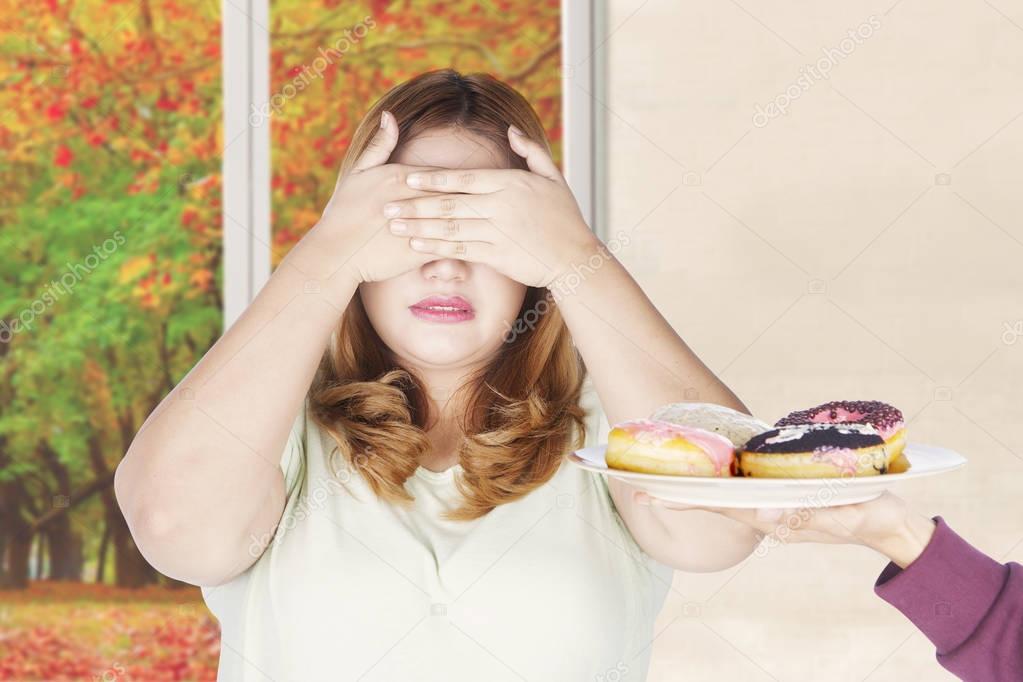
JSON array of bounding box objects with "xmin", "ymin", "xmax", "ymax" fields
[{"xmin": 0, "ymin": 0, "xmax": 223, "ymax": 677}]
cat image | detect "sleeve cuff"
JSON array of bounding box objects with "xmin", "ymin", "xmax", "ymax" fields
[{"xmin": 874, "ymin": 516, "xmax": 1009, "ymax": 654}]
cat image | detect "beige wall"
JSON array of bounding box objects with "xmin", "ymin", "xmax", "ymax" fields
[{"xmin": 598, "ymin": 1, "xmax": 1023, "ymax": 680}]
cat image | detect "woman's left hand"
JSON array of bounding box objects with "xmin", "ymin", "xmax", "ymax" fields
[
  {"xmin": 634, "ymin": 490, "xmax": 938, "ymax": 568},
  {"xmin": 379, "ymin": 125, "xmax": 602, "ymax": 288}
]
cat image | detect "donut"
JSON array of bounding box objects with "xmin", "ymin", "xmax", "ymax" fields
[
  {"xmin": 775, "ymin": 400, "xmax": 907, "ymax": 465},
  {"xmin": 650, "ymin": 402, "xmax": 772, "ymax": 449},
  {"xmin": 606, "ymin": 418, "xmax": 736, "ymax": 477},
  {"xmin": 737, "ymin": 423, "xmax": 889, "ymax": 478}
]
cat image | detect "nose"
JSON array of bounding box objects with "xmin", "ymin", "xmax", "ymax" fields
[{"xmin": 421, "ymin": 258, "xmax": 469, "ymax": 282}]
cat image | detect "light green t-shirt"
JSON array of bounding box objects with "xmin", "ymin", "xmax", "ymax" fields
[{"xmin": 201, "ymin": 377, "xmax": 672, "ymax": 681}]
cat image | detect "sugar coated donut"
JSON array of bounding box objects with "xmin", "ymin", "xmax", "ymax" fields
[
  {"xmin": 606, "ymin": 418, "xmax": 736, "ymax": 477},
  {"xmin": 650, "ymin": 402, "xmax": 772, "ymax": 449},
  {"xmin": 738, "ymin": 423, "xmax": 889, "ymax": 478},
  {"xmin": 775, "ymin": 400, "xmax": 907, "ymax": 464}
]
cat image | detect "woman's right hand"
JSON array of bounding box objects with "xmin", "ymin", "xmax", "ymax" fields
[{"xmin": 299, "ymin": 110, "xmax": 439, "ymax": 285}]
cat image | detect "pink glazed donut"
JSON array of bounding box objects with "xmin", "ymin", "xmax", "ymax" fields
[
  {"xmin": 775, "ymin": 400, "xmax": 908, "ymax": 470},
  {"xmin": 606, "ymin": 418, "xmax": 736, "ymax": 477}
]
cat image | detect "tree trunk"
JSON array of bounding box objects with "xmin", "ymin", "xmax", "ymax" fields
[
  {"xmin": 96, "ymin": 520, "xmax": 110, "ymax": 583},
  {"xmin": 0, "ymin": 469, "xmax": 32, "ymax": 591},
  {"xmin": 0, "ymin": 484, "xmax": 32, "ymax": 591},
  {"xmin": 2, "ymin": 534, "xmax": 31, "ymax": 590},
  {"xmin": 34, "ymin": 532, "xmax": 45, "ymax": 579},
  {"xmin": 38, "ymin": 442, "xmax": 83, "ymax": 580},
  {"xmin": 47, "ymin": 517, "xmax": 83, "ymax": 581}
]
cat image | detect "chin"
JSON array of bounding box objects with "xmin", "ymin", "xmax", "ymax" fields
[
  {"xmin": 398, "ymin": 334, "xmax": 505, "ymax": 369},
  {"xmin": 403, "ymin": 347, "xmax": 480, "ymax": 368}
]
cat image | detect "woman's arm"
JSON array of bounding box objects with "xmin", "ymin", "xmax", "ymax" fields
[
  {"xmin": 114, "ymin": 111, "xmax": 432, "ymax": 586},
  {"xmin": 554, "ymin": 239, "xmax": 762, "ymax": 571},
  {"xmin": 873, "ymin": 516, "xmax": 1023, "ymax": 681},
  {"xmin": 114, "ymin": 243, "xmax": 358, "ymax": 586}
]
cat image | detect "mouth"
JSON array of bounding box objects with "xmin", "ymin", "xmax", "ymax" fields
[{"xmin": 409, "ymin": 294, "xmax": 475, "ymax": 323}]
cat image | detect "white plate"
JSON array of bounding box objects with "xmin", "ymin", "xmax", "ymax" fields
[{"xmin": 568, "ymin": 442, "xmax": 966, "ymax": 508}]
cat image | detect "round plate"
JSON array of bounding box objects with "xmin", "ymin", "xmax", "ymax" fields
[{"xmin": 567, "ymin": 442, "xmax": 967, "ymax": 508}]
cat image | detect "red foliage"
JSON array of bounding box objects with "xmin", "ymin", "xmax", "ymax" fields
[
  {"xmin": 0, "ymin": 619, "xmax": 220, "ymax": 681},
  {"xmin": 0, "ymin": 627, "xmax": 104, "ymax": 681},
  {"xmin": 45, "ymin": 102, "xmax": 66, "ymax": 121},
  {"xmin": 0, "ymin": 583, "xmax": 220, "ymax": 681},
  {"xmin": 155, "ymin": 96, "xmax": 179, "ymax": 112},
  {"xmin": 53, "ymin": 145, "xmax": 73, "ymax": 167}
]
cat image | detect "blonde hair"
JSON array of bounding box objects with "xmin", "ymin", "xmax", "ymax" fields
[{"xmin": 309, "ymin": 69, "xmax": 588, "ymax": 521}]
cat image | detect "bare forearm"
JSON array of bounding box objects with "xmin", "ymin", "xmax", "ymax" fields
[
  {"xmin": 554, "ymin": 237, "xmax": 748, "ymax": 426},
  {"xmin": 553, "ymin": 235, "xmax": 759, "ymax": 569},
  {"xmin": 115, "ymin": 233, "xmax": 358, "ymax": 573},
  {"xmin": 616, "ymin": 479, "xmax": 762, "ymax": 572}
]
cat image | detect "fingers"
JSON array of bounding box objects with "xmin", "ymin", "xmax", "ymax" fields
[
  {"xmin": 406, "ymin": 237, "xmax": 494, "ymax": 262},
  {"xmin": 388, "ymin": 218, "xmax": 493, "ymax": 243},
  {"xmin": 633, "ymin": 492, "xmax": 790, "ymax": 541},
  {"xmin": 405, "ymin": 168, "xmax": 523, "ymax": 194},
  {"xmin": 507, "ymin": 124, "xmax": 563, "ymax": 184},
  {"xmin": 754, "ymin": 508, "xmax": 786, "ymax": 523},
  {"xmin": 352, "ymin": 110, "xmax": 399, "ymax": 173},
  {"xmin": 383, "ymin": 194, "xmax": 487, "ymax": 220},
  {"xmin": 675, "ymin": 504, "xmax": 791, "ymax": 534},
  {"xmin": 630, "ymin": 488, "xmax": 797, "ymax": 531},
  {"xmin": 631, "ymin": 492, "xmax": 831, "ymax": 546}
]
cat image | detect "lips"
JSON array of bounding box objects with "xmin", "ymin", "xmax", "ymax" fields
[{"xmin": 410, "ymin": 295, "xmax": 474, "ymax": 313}]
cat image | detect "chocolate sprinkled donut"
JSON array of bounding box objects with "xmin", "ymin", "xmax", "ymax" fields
[
  {"xmin": 775, "ymin": 400, "xmax": 904, "ymax": 435},
  {"xmin": 743, "ymin": 423, "xmax": 884, "ymax": 454}
]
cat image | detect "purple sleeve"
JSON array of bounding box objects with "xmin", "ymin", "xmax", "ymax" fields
[{"xmin": 874, "ymin": 516, "xmax": 1023, "ymax": 681}]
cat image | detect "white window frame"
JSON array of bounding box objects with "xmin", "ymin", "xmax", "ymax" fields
[{"xmin": 222, "ymin": 0, "xmax": 601, "ymax": 327}]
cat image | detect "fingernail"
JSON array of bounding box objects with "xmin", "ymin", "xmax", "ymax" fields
[
  {"xmin": 390, "ymin": 220, "xmax": 407, "ymax": 234},
  {"xmin": 509, "ymin": 124, "xmax": 524, "ymax": 137},
  {"xmin": 635, "ymin": 492, "xmax": 650, "ymax": 506},
  {"xmin": 410, "ymin": 238, "xmax": 425, "ymax": 249},
  {"xmin": 383, "ymin": 203, "xmax": 400, "ymax": 217},
  {"xmin": 380, "ymin": 111, "xmax": 389, "ymax": 129},
  {"xmin": 406, "ymin": 173, "xmax": 422, "ymax": 188}
]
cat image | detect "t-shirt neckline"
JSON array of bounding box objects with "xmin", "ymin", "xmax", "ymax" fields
[{"xmin": 413, "ymin": 463, "xmax": 463, "ymax": 482}]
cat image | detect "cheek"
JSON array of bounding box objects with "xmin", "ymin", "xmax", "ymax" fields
[
  {"xmin": 358, "ymin": 281, "xmax": 404, "ymax": 329},
  {"xmin": 485, "ymin": 279, "xmax": 529, "ymax": 328}
]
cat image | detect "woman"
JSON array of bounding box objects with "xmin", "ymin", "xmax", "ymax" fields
[
  {"xmin": 114, "ymin": 69, "xmax": 760, "ymax": 682},
  {"xmin": 636, "ymin": 490, "xmax": 1023, "ymax": 680}
]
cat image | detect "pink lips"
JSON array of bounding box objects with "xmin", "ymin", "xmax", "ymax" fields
[{"xmin": 409, "ymin": 295, "xmax": 475, "ymax": 323}]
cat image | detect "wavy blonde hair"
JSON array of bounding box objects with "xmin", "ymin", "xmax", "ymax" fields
[{"xmin": 309, "ymin": 69, "xmax": 588, "ymax": 521}]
